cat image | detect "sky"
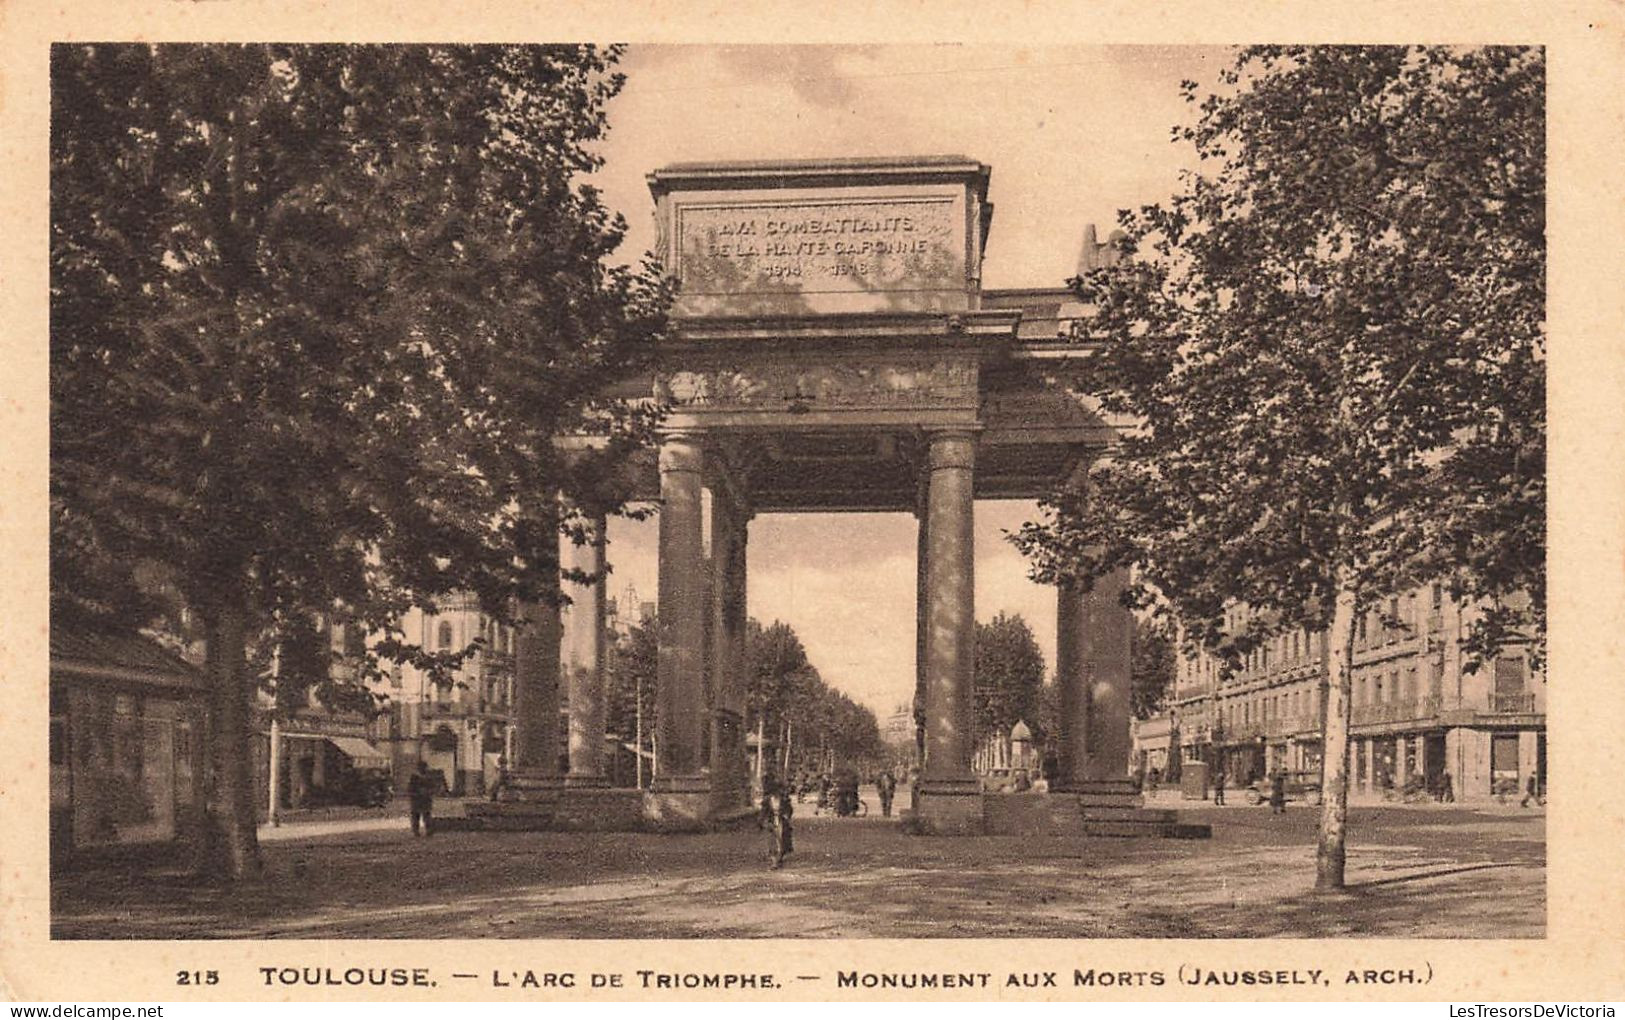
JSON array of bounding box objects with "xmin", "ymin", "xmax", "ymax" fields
[{"xmin": 583, "ymin": 44, "xmax": 1226, "ymax": 717}]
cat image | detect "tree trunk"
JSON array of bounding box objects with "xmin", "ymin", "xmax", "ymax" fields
[
  {"xmin": 1316, "ymin": 570, "xmax": 1358, "ymax": 891},
  {"xmin": 203, "ymin": 600, "xmax": 262, "ymax": 881}
]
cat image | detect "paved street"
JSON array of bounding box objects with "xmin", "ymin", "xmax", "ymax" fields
[{"xmin": 52, "ymin": 790, "xmax": 1544, "ymax": 940}]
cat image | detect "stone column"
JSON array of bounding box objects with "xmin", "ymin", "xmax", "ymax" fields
[
  {"xmin": 1054, "ymin": 581, "xmax": 1090, "ymax": 790},
  {"xmin": 914, "ymin": 508, "xmax": 929, "ymax": 771},
  {"xmin": 651, "ymin": 433, "xmax": 710, "ymax": 823},
  {"xmin": 511, "ymin": 587, "xmax": 563, "ymax": 779},
  {"xmin": 563, "ymin": 514, "xmax": 609, "ymax": 787},
  {"xmin": 1082, "ymin": 568, "xmax": 1134, "ymax": 780},
  {"xmin": 916, "ymin": 429, "xmax": 982, "ymax": 833}
]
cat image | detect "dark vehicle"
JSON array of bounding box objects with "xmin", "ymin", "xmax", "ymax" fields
[
  {"xmin": 1245, "ymin": 769, "xmax": 1322, "ymax": 807},
  {"xmin": 329, "ymin": 764, "xmax": 393, "ymax": 807},
  {"xmin": 829, "ymin": 766, "xmax": 866, "ymax": 817}
]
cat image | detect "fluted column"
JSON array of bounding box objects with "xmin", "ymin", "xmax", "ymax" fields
[
  {"xmin": 654, "ymin": 434, "xmax": 708, "ymax": 788},
  {"xmin": 1054, "ymin": 580, "xmax": 1090, "ymax": 790},
  {"xmin": 1083, "ymin": 567, "xmax": 1134, "ymax": 779},
  {"xmin": 564, "ymin": 514, "xmax": 609, "ymax": 787},
  {"xmin": 921, "ymin": 429, "xmax": 977, "ymax": 786}
]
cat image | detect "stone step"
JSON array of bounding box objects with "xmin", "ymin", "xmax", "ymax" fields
[
  {"xmin": 1071, "ymin": 779, "xmax": 1140, "ymax": 793},
  {"xmin": 1083, "ymin": 819, "xmax": 1178, "ymax": 838},
  {"xmin": 1072, "ymin": 792, "xmax": 1145, "ymax": 808},
  {"xmin": 1081, "ymin": 805, "xmax": 1177, "ymax": 823},
  {"xmin": 1169, "ymin": 822, "xmax": 1214, "ymax": 839}
]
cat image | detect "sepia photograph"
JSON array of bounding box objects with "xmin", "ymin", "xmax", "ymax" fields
[{"xmin": 4, "ymin": 3, "xmax": 1621, "ymax": 1004}]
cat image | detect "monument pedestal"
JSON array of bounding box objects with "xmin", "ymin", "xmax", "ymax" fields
[{"xmin": 913, "ymin": 776, "xmax": 985, "ymax": 835}]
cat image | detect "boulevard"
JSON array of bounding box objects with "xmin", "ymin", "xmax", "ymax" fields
[{"xmin": 52, "ymin": 789, "xmax": 1544, "ymax": 940}]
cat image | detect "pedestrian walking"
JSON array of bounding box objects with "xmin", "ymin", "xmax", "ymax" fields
[
  {"xmin": 1212, "ymin": 762, "xmax": 1226, "ymax": 806},
  {"xmin": 763, "ymin": 778, "xmax": 794, "ymax": 869},
  {"xmin": 1520, "ymin": 774, "xmax": 1540, "ymax": 808},
  {"xmin": 876, "ymin": 769, "xmax": 897, "ymax": 817},
  {"xmin": 407, "ymin": 761, "xmax": 435, "ymax": 836},
  {"xmin": 1440, "ymin": 769, "xmax": 1455, "ymax": 803},
  {"xmin": 1269, "ymin": 769, "xmax": 1287, "ymax": 814}
]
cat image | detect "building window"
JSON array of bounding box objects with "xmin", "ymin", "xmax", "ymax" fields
[
  {"xmin": 1432, "ymin": 582, "xmax": 1443, "ymax": 610},
  {"xmin": 1494, "ymin": 657, "xmax": 1525, "ymax": 694},
  {"xmin": 438, "ymin": 621, "xmax": 455, "ymax": 650}
]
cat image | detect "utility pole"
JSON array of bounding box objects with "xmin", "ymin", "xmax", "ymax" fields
[
  {"xmin": 267, "ymin": 642, "xmax": 282, "ymax": 828},
  {"xmin": 635, "ymin": 667, "xmax": 645, "ymax": 789}
]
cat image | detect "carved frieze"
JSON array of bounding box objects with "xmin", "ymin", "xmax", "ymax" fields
[{"xmin": 655, "ymin": 359, "xmax": 978, "ymax": 411}]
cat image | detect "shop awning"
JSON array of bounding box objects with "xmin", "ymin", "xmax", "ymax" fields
[{"xmin": 325, "ymin": 736, "xmax": 390, "ymax": 768}]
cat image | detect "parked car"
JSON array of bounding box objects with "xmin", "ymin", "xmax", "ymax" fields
[{"xmin": 1245, "ymin": 770, "xmax": 1322, "ymax": 806}]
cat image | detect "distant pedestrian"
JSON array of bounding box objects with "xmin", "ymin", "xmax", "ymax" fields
[
  {"xmin": 1269, "ymin": 770, "xmax": 1287, "ymax": 814},
  {"xmin": 1212, "ymin": 764, "xmax": 1226, "ymax": 806},
  {"xmin": 877, "ymin": 769, "xmax": 897, "ymax": 817},
  {"xmin": 407, "ymin": 761, "xmax": 434, "ymax": 837},
  {"xmin": 1521, "ymin": 774, "xmax": 1540, "ymax": 808},
  {"xmin": 1440, "ymin": 769, "xmax": 1455, "ymax": 803}
]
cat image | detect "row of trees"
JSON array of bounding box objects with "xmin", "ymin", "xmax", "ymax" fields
[
  {"xmin": 51, "ymin": 44, "xmax": 670, "ymax": 879},
  {"xmin": 603, "ymin": 616, "xmax": 886, "ymax": 782},
  {"xmin": 974, "ymin": 613, "xmax": 1175, "ymax": 754},
  {"xmin": 1015, "ymin": 46, "xmax": 1544, "ymax": 889}
]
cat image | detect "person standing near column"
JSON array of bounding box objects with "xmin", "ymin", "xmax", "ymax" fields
[{"xmin": 407, "ymin": 761, "xmax": 434, "ymax": 837}]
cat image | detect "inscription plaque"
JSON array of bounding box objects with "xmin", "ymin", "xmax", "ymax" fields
[{"xmin": 674, "ymin": 197, "xmax": 963, "ymax": 303}]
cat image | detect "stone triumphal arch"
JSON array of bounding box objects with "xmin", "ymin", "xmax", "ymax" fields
[{"xmin": 469, "ymin": 156, "xmax": 1159, "ymax": 837}]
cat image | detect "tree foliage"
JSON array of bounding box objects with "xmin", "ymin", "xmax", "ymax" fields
[
  {"xmin": 1015, "ymin": 46, "xmax": 1543, "ymax": 889},
  {"xmin": 745, "ymin": 619, "xmax": 884, "ymax": 772},
  {"xmin": 1131, "ymin": 617, "xmax": 1176, "ymax": 721},
  {"xmin": 50, "ymin": 43, "xmax": 669, "ymax": 878}
]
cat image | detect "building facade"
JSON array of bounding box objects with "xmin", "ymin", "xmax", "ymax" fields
[
  {"xmin": 1142, "ymin": 583, "xmax": 1545, "ymax": 803},
  {"xmin": 49, "ymin": 629, "xmax": 210, "ymax": 861}
]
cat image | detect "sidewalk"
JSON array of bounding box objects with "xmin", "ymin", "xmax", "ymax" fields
[{"xmin": 259, "ymin": 797, "xmax": 475, "ymax": 842}]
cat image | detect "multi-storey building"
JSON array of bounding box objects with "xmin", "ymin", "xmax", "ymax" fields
[
  {"xmin": 1140, "ymin": 582, "xmax": 1545, "ymax": 803},
  {"xmin": 378, "ymin": 595, "xmax": 522, "ymax": 797}
]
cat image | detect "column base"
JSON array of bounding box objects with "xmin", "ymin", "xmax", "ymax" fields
[
  {"xmin": 460, "ymin": 786, "xmax": 645, "ymax": 832},
  {"xmin": 503, "ymin": 768, "xmax": 566, "ymax": 795},
  {"xmin": 644, "ymin": 775, "xmax": 713, "ymax": 832},
  {"xmin": 912, "ymin": 776, "xmax": 985, "ymax": 835}
]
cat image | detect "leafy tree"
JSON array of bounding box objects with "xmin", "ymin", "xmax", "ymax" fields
[
  {"xmin": 971, "ymin": 612, "xmax": 1046, "ymax": 743},
  {"xmin": 50, "ymin": 44, "xmax": 668, "ymax": 879},
  {"xmin": 1131, "ymin": 617, "xmax": 1176, "ymax": 720},
  {"xmin": 605, "ymin": 617, "xmax": 658, "ymax": 783},
  {"xmin": 745, "ymin": 619, "xmax": 810, "ymax": 735},
  {"xmin": 1016, "ymin": 46, "xmax": 1542, "ymax": 890}
]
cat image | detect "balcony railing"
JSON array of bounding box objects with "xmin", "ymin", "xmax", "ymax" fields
[
  {"xmin": 1352, "ymin": 697, "xmax": 1440, "ymax": 726},
  {"xmin": 1488, "ymin": 691, "xmax": 1536, "ymax": 714}
]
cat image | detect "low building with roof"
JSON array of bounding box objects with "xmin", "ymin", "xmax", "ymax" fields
[{"xmin": 49, "ymin": 627, "xmax": 210, "ymax": 863}]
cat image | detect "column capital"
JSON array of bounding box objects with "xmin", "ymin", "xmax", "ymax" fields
[
  {"xmin": 658, "ymin": 431, "xmax": 706, "ymax": 475},
  {"xmin": 924, "ymin": 427, "xmax": 979, "ymax": 471}
]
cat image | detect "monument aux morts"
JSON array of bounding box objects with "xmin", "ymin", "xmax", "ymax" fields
[{"xmin": 466, "ymin": 155, "xmax": 1191, "ymax": 838}]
